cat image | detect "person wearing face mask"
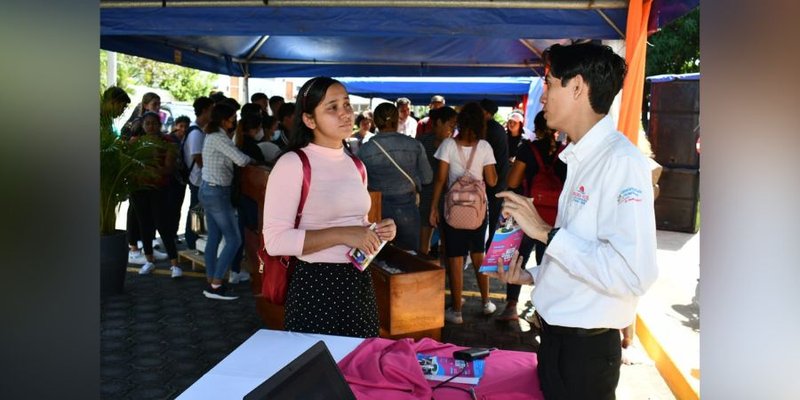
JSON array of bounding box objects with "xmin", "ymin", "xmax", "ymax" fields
[
  {"xmin": 199, "ymin": 103, "xmax": 254, "ymax": 300},
  {"xmin": 236, "ymin": 113, "xmax": 269, "ymax": 165},
  {"xmin": 258, "ymin": 115, "xmax": 282, "ymax": 165},
  {"xmin": 271, "ymin": 102, "xmax": 296, "ymax": 150},
  {"xmin": 223, "ymin": 113, "xmax": 267, "ymax": 284}
]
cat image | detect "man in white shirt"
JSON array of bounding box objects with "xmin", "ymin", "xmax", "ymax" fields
[
  {"xmin": 395, "ymin": 97, "xmax": 417, "ymax": 137},
  {"xmin": 183, "ymin": 96, "xmax": 214, "ymax": 251},
  {"xmin": 491, "ymin": 42, "xmax": 658, "ymax": 400}
]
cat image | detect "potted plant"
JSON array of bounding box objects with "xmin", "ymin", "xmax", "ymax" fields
[{"xmin": 100, "ymin": 93, "xmax": 165, "ymax": 297}]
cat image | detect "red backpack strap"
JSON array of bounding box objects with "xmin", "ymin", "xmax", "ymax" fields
[
  {"xmin": 349, "ymin": 154, "xmax": 367, "ymax": 185},
  {"xmin": 258, "ymin": 149, "xmax": 311, "ymax": 264},
  {"xmin": 531, "ymin": 142, "xmax": 546, "ymax": 170},
  {"xmin": 293, "ymin": 149, "xmax": 312, "ymax": 228}
]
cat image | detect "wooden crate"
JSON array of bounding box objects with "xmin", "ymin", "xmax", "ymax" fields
[
  {"xmin": 177, "ymin": 249, "xmax": 205, "ymax": 271},
  {"xmin": 371, "ymin": 245, "xmax": 445, "ymax": 340}
]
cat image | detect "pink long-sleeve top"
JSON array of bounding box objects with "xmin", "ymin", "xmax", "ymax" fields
[{"xmin": 263, "ymin": 143, "xmax": 371, "ymax": 263}]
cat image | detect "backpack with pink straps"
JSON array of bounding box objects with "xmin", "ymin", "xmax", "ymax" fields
[{"xmin": 444, "ymin": 143, "xmax": 487, "ymax": 230}]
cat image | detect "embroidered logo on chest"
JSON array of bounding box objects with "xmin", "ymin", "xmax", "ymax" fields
[
  {"xmin": 617, "ymin": 187, "xmax": 643, "ymax": 204},
  {"xmin": 571, "ymin": 185, "xmax": 589, "ymax": 205}
]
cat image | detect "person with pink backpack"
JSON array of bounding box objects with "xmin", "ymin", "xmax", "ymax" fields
[{"xmin": 429, "ymin": 102, "xmax": 498, "ymax": 324}]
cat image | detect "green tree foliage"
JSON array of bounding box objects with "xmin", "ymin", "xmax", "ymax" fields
[
  {"xmin": 100, "ymin": 51, "xmax": 217, "ymax": 101},
  {"xmin": 646, "ymin": 7, "xmax": 699, "ymax": 76}
]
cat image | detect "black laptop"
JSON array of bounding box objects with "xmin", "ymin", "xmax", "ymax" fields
[{"xmin": 243, "ymin": 340, "xmax": 356, "ymax": 400}]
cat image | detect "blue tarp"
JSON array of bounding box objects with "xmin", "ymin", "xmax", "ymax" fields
[
  {"xmin": 646, "ymin": 73, "xmax": 701, "ymax": 83},
  {"xmin": 339, "ymin": 77, "xmax": 536, "ymax": 106},
  {"xmin": 99, "ymin": 2, "xmax": 698, "ymax": 78}
]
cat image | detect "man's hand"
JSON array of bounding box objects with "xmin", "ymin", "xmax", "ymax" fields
[
  {"xmin": 483, "ymin": 250, "xmax": 534, "ymax": 286},
  {"xmin": 496, "ymin": 191, "xmax": 552, "ymax": 243}
]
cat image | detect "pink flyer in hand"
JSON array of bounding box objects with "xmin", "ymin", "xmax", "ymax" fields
[{"xmin": 479, "ymin": 218, "xmax": 524, "ymax": 273}]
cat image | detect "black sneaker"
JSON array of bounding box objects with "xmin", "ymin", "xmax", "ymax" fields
[{"xmin": 203, "ymin": 284, "xmax": 239, "ymax": 301}]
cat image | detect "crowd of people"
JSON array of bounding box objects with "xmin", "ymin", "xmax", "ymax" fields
[{"xmin": 103, "ymin": 41, "xmax": 658, "ymax": 399}]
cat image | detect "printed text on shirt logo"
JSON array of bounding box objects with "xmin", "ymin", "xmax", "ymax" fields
[
  {"xmin": 572, "ymin": 185, "xmax": 589, "ymax": 205},
  {"xmin": 617, "ymin": 187, "xmax": 643, "ymax": 205}
]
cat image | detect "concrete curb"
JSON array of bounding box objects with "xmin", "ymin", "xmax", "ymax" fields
[{"xmin": 636, "ymin": 314, "xmax": 700, "ymax": 400}]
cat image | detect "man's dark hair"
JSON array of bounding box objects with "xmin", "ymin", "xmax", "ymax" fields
[
  {"xmin": 269, "ymin": 96, "xmax": 285, "ymax": 109},
  {"xmin": 543, "ymin": 42, "xmax": 627, "ymax": 114},
  {"xmin": 241, "ymin": 103, "xmax": 262, "ymax": 118},
  {"xmin": 192, "ymin": 96, "xmax": 214, "ymax": 117},
  {"xmin": 479, "ymin": 98, "xmax": 498, "ymax": 116},
  {"xmin": 429, "ymin": 106, "xmax": 457, "ymax": 125},
  {"xmin": 250, "ymin": 92, "xmax": 268, "ymax": 103},
  {"xmin": 209, "ymin": 91, "xmax": 227, "ymax": 104},
  {"xmin": 221, "ymin": 97, "xmax": 241, "ymax": 111},
  {"xmin": 278, "ymin": 102, "xmax": 296, "ymax": 122},
  {"xmin": 102, "ymin": 86, "xmax": 130, "ymax": 104},
  {"xmin": 175, "ymin": 115, "xmax": 191, "ymax": 125}
]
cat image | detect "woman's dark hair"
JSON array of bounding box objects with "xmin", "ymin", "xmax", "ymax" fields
[
  {"xmin": 140, "ymin": 92, "xmax": 160, "ymax": 115},
  {"xmin": 205, "ymin": 103, "xmax": 236, "ymax": 133},
  {"xmin": 262, "ymin": 115, "xmax": 277, "ymax": 130},
  {"xmin": 287, "ymin": 77, "xmax": 343, "ymax": 151},
  {"xmin": 456, "ymin": 102, "xmax": 486, "ymax": 142},
  {"xmin": 141, "ymin": 111, "xmax": 161, "ymax": 124},
  {"xmin": 241, "ymin": 103, "xmax": 262, "ymax": 119},
  {"xmin": 235, "ymin": 113, "xmax": 262, "ymax": 147},
  {"xmin": 238, "ymin": 113, "xmax": 261, "ymax": 133},
  {"xmin": 138, "ymin": 111, "xmax": 161, "ymax": 136},
  {"xmin": 373, "ymin": 103, "xmax": 399, "ymax": 132},
  {"xmin": 429, "ymin": 106, "xmax": 457, "ymax": 125},
  {"xmin": 354, "ymin": 111, "xmax": 374, "ymax": 132},
  {"xmin": 533, "ymin": 110, "xmax": 558, "ymax": 156}
]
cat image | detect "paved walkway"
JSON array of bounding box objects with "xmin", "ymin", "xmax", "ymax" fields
[
  {"xmin": 108, "ymin": 198, "xmax": 697, "ymax": 399},
  {"xmin": 101, "ymin": 239, "xmax": 685, "ymax": 399}
]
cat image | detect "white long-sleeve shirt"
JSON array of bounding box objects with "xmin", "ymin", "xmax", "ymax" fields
[{"xmin": 528, "ymin": 116, "xmax": 658, "ymax": 329}]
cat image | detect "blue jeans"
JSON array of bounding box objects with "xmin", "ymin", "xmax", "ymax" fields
[
  {"xmin": 199, "ymin": 182, "xmax": 241, "ymax": 281},
  {"xmin": 184, "ymin": 183, "xmax": 199, "ymax": 250},
  {"xmin": 231, "ymin": 195, "xmax": 259, "ymax": 273},
  {"xmin": 381, "ymin": 193, "xmax": 420, "ymax": 252}
]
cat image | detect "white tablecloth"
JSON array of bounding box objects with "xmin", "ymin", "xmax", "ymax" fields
[{"xmin": 177, "ymin": 329, "xmax": 365, "ymax": 400}]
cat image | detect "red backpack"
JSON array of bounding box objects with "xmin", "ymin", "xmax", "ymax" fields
[{"xmin": 528, "ymin": 143, "xmax": 565, "ymax": 226}]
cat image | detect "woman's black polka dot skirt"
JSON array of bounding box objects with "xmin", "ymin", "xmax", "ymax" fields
[{"xmin": 284, "ymin": 260, "xmax": 379, "ymax": 338}]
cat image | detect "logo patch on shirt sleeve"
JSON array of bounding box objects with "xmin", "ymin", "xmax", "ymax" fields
[
  {"xmin": 572, "ymin": 185, "xmax": 589, "ymax": 205},
  {"xmin": 617, "ymin": 187, "xmax": 643, "ymax": 204}
]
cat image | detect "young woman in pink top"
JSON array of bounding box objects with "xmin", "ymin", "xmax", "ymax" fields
[{"xmin": 263, "ymin": 77, "xmax": 396, "ymax": 338}]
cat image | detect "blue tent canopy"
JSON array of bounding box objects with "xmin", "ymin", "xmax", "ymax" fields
[
  {"xmin": 338, "ymin": 77, "xmax": 536, "ymax": 106},
  {"xmin": 100, "ymin": 1, "xmax": 699, "ymax": 78}
]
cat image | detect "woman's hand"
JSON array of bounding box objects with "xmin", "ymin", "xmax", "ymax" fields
[
  {"xmin": 342, "ymin": 225, "xmax": 382, "ymax": 256},
  {"xmin": 429, "ymin": 208, "xmax": 439, "ymax": 227},
  {"xmin": 483, "ymin": 250, "xmax": 534, "ymax": 285},
  {"xmin": 375, "ymin": 218, "xmax": 396, "ymax": 242},
  {"xmin": 496, "ymin": 191, "xmax": 551, "ymax": 243}
]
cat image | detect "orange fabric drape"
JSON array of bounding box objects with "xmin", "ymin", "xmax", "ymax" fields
[{"xmin": 617, "ymin": 0, "xmax": 653, "ymax": 145}]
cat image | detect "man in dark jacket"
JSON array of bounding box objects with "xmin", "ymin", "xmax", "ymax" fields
[{"xmin": 480, "ymin": 98, "xmax": 510, "ymax": 248}]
